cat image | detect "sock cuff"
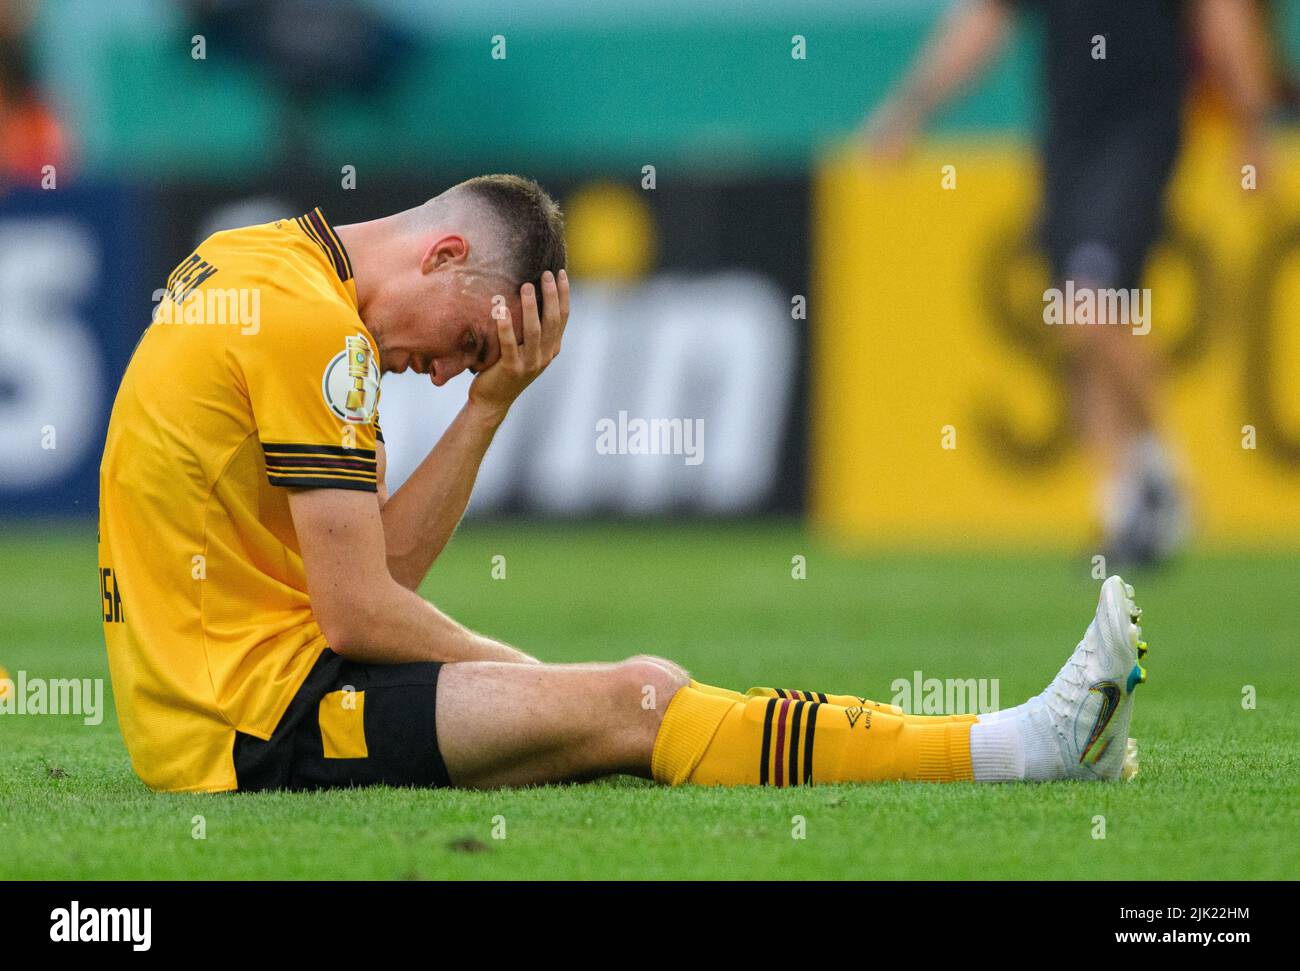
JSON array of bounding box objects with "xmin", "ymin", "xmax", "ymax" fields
[
  {"xmin": 914, "ymin": 722, "xmax": 974, "ymax": 781},
  {"xmin": 651, "ymin": 686, "xmax": 737, "ymax": 785},
  {"xmin": 689, "ymin": 679, "xmax": 746, "ymax": 702}
]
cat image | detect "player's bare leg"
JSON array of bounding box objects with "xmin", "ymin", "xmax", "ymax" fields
[
  {"xmin": 1065, "ymin": 285, "xmax": 1154, "ymax": 466},
  {"xmin": 435, "ymin": 656, "xmax": 690, "ymax": 788},
  {"xmin": 436, "ymin": 576, "xmax": 1146, "ymax": 790},
  {"xmin": 1063, "ymin": 276, "xmax": 1186, "ymax": 564}
]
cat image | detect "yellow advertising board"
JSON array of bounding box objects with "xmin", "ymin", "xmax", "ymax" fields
[{"xmin": 812, "ymin": 124, "xmax": 1300, "ymax": 547}]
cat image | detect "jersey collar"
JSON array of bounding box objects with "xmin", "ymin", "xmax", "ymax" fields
[{"xmin": 295, "ymin": 208, "xmax": 357, "ymax": 304}]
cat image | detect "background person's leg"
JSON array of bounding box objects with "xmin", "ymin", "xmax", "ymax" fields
[
  {"xmin": 1049, "ymin": 123, "xmax": 1187, "ymax": 565},
  {"xmin": 1063, "ymin": 276, "xmax": 1157, "ymax": 472},
  {"xmin": 1064, "ymin": 288, "xmax": 1187, "ymax": 565},
  {"xmin": 435, "ymin": 656, "xmax": 689, "ymax": 788}
]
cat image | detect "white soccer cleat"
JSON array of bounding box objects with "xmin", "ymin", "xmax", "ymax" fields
[{"xmin": 1039, "ymin": 576, "xmax": 1148, "ymax": 781}]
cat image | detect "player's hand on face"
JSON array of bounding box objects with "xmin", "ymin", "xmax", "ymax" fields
[{"xmin": 467, "ymin": 268, "xmax": 569, "ymax": 418}]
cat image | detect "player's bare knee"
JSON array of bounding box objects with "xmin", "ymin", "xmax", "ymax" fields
[
  {"xmin": 616, "ymin": 657, "xmax": 688, "ymax": 728},
  {"xmin": 625, "ymin": 653, "xmax": 691, "ymax": 686}
]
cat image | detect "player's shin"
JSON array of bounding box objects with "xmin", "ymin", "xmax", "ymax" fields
[
  {"xmin": 651, "ymin": 686, "xmax": 973, "ymax": 786},
  {"xmin": 745, "ymin": 686, "xmax": 977, "ymax": 724},
  {"xmin": 691, "ymin": 680, "xmax": 975, "ymax": 724}
]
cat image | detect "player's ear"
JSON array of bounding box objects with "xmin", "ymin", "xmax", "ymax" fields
[{"xmin": 420, "ymin": 234, "xmax": 468, "ymax": 273}]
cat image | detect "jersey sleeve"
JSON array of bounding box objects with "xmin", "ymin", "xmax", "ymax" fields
[{"xmin": 232, "ymin": 302, "xmax": 382, "ymax": 492}]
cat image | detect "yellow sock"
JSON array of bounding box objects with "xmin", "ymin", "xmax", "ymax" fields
[
  {"xmin": 746, "ymin": 686, "xmax": 977, "ymax": 724},
  {"xmin": 653, "ymin": 685, "xmax": 973, "ymax": 786},
  {"xmin": 690, "ymin": 680, "xmax": 746, "ymax": 702}
]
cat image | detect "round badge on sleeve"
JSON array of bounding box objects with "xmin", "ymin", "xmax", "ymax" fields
[{"xmin": 322, "ymin": 334, "xmax": 380, "ymax": 423}]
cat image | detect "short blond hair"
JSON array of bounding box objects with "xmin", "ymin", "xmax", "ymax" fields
[{"xmin": 451, "ymin": 174, "xmax": 566, "ymax": 292}]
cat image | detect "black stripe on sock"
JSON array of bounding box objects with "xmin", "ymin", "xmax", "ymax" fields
[
  {"xmin": 759, "ymin": 697, "xmax": 777, "ymax": 786},
  {"xmin": 775, "ymin": 688, "xmax": 787, "ymax": 699},
  {"xmin": 817, "ymin": 692, "xmax": 828, "ymax": 704},
  {"xmin": 803, "ymin": 702, "xmax": 819, "ymax": 785},
  {"xmin": 788, "ymin": 700, "xmax": 804, "ymax": 786}
]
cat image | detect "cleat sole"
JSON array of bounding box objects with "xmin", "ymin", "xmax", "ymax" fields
[{"xmin": 1121, "ymin": 738, "xmax": 1140, "ymax": 781}]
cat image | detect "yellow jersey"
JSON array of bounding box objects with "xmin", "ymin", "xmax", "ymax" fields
[{"xmin": 98, "ymin": 208, "xmax": 382, "ymax": 792}]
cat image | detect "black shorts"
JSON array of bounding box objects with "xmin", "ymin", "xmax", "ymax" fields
[
  {"xmin": 1040, "ymin": 117, "xmax": 1183, "ymax": 291},
  {"xmin": 233, "ymin": 649, "xmax": 452, "ymax": 792}
]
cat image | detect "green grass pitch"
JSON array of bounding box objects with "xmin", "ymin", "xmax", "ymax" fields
[{"xmin": 2, "ymin": 521, "xmax": 1297, "ymax": 880}]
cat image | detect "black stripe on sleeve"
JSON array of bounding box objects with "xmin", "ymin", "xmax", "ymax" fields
[
  {"xmin": 262, "ymin": 442, "xmax": 378, "ymax": 490},
  {"xmin": 267, "ymin": 474, "xmax": 378, "ymax": 492},
  {"xmin": 262, "ymin": 442, "xmax": 376, "ymax": 460}
]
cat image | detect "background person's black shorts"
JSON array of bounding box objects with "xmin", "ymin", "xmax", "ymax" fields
[
  {"xmin": 233, "ymin": 649, "xmax": 453, "ymax": 791},
  {"xmin": 1040, "ymin": 116, "xmax": 1183, "ymax": 291}
]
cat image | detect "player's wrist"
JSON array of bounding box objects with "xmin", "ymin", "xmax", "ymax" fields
[{"xmin": 464, "ymin": 395, "xmax": 511, "ymax": 429}]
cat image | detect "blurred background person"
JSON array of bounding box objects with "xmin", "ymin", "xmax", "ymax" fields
[
  {"xmin": 182, "ymin": 0, "xmax": 414, "ymax": 169},
  {"xmin": 0, "ymin": 0, "xmax": 69, "ymax": 189},
  {"xmin": 862, "ymin": 0, "xmax": 1282, "ymax": 567}
]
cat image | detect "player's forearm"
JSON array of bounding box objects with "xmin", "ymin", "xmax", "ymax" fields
[
  {"xmin": 328, "ymin": 578, "xmax": 537, "ymax": 665},
  {"xmin": 882, "ymin": 0, "xmax": 1012, "ymax": 126},
  {"xmin": 380, "ymin": 400, "xmax": 506, "ymax": 590},
  {"xmin": 1197, "ymin": 0, "xmax": 1277, "ymax": 126}
]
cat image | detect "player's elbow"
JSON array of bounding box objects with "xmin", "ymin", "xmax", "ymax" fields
[
  {"xmin": 315, "ymin": 615, "xmax": 360, "ymax": 658},
  {"xmin": 312, "ymin": 597, "xmax": 381, "ymax": 659}
]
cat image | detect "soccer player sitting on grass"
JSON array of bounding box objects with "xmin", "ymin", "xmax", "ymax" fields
[{"xmin": 98, "ymin": 175, "xmax": 1148, "ymax": 794}]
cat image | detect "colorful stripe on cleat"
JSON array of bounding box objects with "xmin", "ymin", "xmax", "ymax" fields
[
  {"xmin": 1126, "ymin": 663, "xmax": 1147, "ymax": 693},
  {"xmin": 1080, "ymin": 681, "xmax": 1122, "ymax": 765}
]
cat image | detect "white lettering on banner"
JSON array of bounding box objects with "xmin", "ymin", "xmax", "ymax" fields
[
  {"xmin": 379, "ymin": 273, "xmax": 797, "ymax": 515},
  {"xmin": 0, "ymin": 220, "xmax": 103, "ymax": 489}
]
